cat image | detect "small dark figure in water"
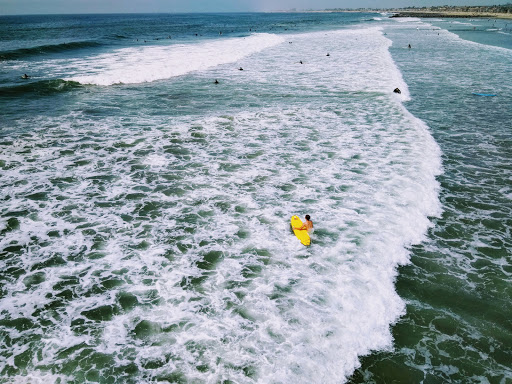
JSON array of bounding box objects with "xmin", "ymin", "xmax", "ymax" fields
[
  {"xmin": 326, "ymin": 53, "xmax": 330, "ymax": 56},
  {"xmin": 239, "ymin": 67, "xmax": 244, "ymax": 71},
  {"xmin": 393, "ymin": 88, "xmax": 401, "ymax": 94},
  {"xmin": 214, "ymin": 79, "xmax": 219, "ymax": 84},
  {"xmin": 408, "ymin": 44, "xmax": 411, "ymax": 49},
  {"xmin": 300, "ymin": 60, "xmax": 303, "ymax": 64},
  {"xmin": 21, "ymin": 74, "xmax": 30, "ymax": 79}
]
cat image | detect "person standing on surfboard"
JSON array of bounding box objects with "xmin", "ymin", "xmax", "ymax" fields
[{"xmin": 293, "ymin": 215, "xmax": 313, "ymax": 233}]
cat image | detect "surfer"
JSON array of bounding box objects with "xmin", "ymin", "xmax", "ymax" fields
[
  {"xmin": 214, "ymin": 79, "xmax": 219, "ymax": 84},
  {"xmin": 293, "ymin": 215, "xmax": 313, "ymax": 233},
  {"xmin": 393, "ymin": 88, "xmax": 401, "ymax": 94},
  {"xmin": 21, "ymin": 74, "xmax": 30, "ymax": 79}
]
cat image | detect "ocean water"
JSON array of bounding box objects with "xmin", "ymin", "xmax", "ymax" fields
[{"xmin": 0, "ymin": 12, "xmax": 510, "ymax": 384}]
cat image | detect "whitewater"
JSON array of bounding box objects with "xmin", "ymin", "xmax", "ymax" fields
[{"xmin": 0, "ymin": 13, "xmax": 463, "ymax": 383}]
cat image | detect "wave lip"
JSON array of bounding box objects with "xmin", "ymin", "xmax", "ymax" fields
[
  {"xmin": 0, "ymin": 79, "xmax": 82, "ymax": 97},
  {"xmin": 66, "ymin": 33, "xmax": 285, "ymax": 86},
  {"xmin": 0, "ymin": 41, "xmax": 103, "ymax": 61}
]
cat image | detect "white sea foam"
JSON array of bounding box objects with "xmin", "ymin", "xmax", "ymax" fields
[
  {"xmin": 394, "ymin": 17, "xmax": 422, "ymax": 23},
  {"xmin": 0, "ymin": 26, "xmax": 442, "ymax": 383},
  {"xmin": 52, "ymin": 33, "xmax": 284, "ymax": 85},
  {"xmin": 5, "ymin": 372, "xmax": 71, "ymax": 384}
]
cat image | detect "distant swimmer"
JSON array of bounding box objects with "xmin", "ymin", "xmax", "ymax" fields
[
  {"xmin": 393, "ymin": 88, "xmax": 401, "ymax": 94},
  {"xmin": 21, "ymin": 74, "xmax": 30, "ymax": 79},
  {"xmin": 326, "ymin": 53, "xmax": 330, "ymax": 56},
  {"xmin": 214, "ymin": 79, "xmax": 219, "ymax": 84},
  {"xmin": 408, "ymin": 44, "xmax": 411, "ymax": 49},
  {"xmin": 293, "ymin": 215, "xmax": 314, "ymax": 233},
  {"xmin": 299, "ymin": 60, "xmax": 303, "ymax": 64}
]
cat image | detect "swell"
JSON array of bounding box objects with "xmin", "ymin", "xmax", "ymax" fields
[
  {"xmin": 0, "ymin": 79, "xmax": 83, "ymax": 97},
  {"xmin": 0, "ymin": 41, "xmax": 102, "ymax": 61}
]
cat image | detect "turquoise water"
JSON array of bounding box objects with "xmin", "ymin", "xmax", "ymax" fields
[
  {"xmin": 0, "ymin": 13, "xmax": 510, "ymax": 383},
  {"xmin": 431, "ymin": 17, "xmax": 512, "ymax": 50}
]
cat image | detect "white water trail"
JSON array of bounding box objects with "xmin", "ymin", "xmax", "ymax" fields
[{"xmin": 59, "ymin": 33, "xmax": 285, "ymax": 85}]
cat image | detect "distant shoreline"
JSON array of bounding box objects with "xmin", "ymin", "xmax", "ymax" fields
[
  {"xmin": 391, "ymin": 10, "xmax": 512, "ymax": 20},
  {"xmin": 271, "ymin": 9, "xmax": 512, "ymax": 20}
]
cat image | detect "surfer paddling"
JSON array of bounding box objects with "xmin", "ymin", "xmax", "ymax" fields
[{"xmin": 293, "ymin": 215, "xmax": 313, "ymax": 233}]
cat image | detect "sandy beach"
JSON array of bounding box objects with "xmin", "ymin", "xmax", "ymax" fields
[{"xmin": 392, "ymin": 10, "xmax": 512, "ymax": 20}]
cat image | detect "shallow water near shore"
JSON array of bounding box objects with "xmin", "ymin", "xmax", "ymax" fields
[
  {"xmin": 351, "ymin": 16, "xmax": 512, "ymax": 383},
  {"xmin": 0, "ymin": 12, "xmax": 511, "ymax": 383},
  {"xmin": 431, "ymin": 17, "xmax": 512, "ymax": 50}
]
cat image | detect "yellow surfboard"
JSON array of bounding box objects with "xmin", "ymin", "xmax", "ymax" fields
[{"xmin": 291, "ymin": 215, "xmax": 311, "ymax": 246}]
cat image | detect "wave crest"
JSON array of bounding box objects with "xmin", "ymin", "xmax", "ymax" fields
[
  {"xmin": 65, "ymin": 33, "xmax": 285, "ymax": 86},
  {"xmin": 0, "ymin": 41, "xmax": 102, "ymax": 61},
  {"xmin": 0, "ymin": 79, "xmax": 82, "ymax": 97}
]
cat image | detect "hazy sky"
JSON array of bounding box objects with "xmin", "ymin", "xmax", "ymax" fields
[{"xmin": 0, "ymin": 0, "xmax": 506, "ymax": 15}]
